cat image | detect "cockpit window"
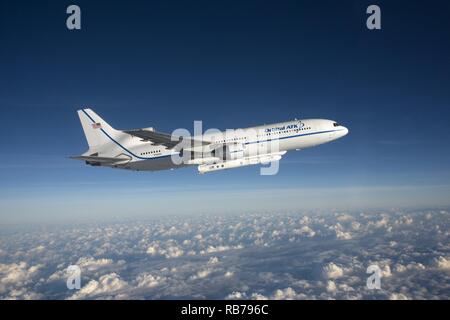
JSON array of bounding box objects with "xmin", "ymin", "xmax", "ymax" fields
[{"xmin": 333, "ymin": 122, "xmax": 340, "ymax": 127}]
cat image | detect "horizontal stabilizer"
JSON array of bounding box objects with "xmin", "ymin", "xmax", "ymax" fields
[{"xmin": 70, "ymin": 155, "xmax": 130, "ymax": 163}]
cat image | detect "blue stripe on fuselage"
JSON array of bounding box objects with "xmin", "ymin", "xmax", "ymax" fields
[{"xmin": 244, "ymin": 129, "xmax": 343, "ymax": 145}]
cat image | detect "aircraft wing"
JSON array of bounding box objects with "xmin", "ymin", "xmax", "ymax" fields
[{"xmin": 125, "ymin": 129, "xmax": 209, "ymax": 150}]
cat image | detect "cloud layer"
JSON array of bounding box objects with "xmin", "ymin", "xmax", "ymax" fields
[{"xmin": 0, "ymin": 208, "xmax": 449, "ymax": 299}]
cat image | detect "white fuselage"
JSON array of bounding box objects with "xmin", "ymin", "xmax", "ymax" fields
[{"xmin": 115, "ymin": 119, "xmax": 348, "ymax": 171}]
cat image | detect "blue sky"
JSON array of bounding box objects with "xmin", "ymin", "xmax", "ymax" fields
[{"xmin": 1, "ymin": 0, "xmax": 450, "ymax": 223}]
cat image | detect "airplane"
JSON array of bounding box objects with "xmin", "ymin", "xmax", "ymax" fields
[{"xmin": 71, "ymin": 108, "xmax": 349, "ymax": 173}]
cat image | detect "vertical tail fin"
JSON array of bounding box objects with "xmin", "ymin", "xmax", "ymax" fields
[{"xmin": 77, "ymin": 108, "xmax": 120, "ymax": 149}]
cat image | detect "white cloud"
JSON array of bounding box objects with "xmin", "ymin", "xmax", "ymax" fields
[
  {"xmin": 251, "ymin": 293, "xmax": 269, "ymax": 300},
  {"xmin": 381, "ymin": 265, "xmax": 392, "ymax": 277},
  {"xmin": 293, "ymin": 226, "xmax": 316, "ymax": 237},
  {"xmin": 322, "ymin": 263, "xmax": 344, "ymax": 279},
  {"xmin": 191, "ymin": 269, "xmax": 212, "ymax": 280},
  {"xmin": 3, "ymin": 288, "xmax": 42, "ymax": 300},
  {"xmin": 208, "ymin": 257, "xmax": 219, "ymax": 265},
  {"xmin": 337, "ymin": 214, "xmax": 353, "ymax": 222},
  {"xmin": 226, "ymin": 291, "xmax": 247, "ymax": 299},
  {"xmin": 0, "ymin": 262, "xmax": 42, "ymax": 294},
  {"xmin": 370, "ymin": 216, "xmax": 389, "ymax": 229},
  {"xmin": 326, "ymin": 280, "xmax": 337, "ymax": 293},
  {"xmin": 194, "ymin": 234, "xmax": 203, "ymax": 240},
  {"xmin": 76, "ymin": 257, "xmax": 115, "ymax": 272},
  {"xmin": 272, "ymin": 287, "xmax": 299, "ymax": 300},
  {"xmin": 299, "ymin": 216, "xmax": 310, "ymax": 225},
  {"xmin": 135, "ymin": 273, "xmax": 165, "ymax": 288},
  {"xmin": 163, "ymin": 246, "xmax": 184, "ymax": 259},
  {"xmin": 146, "ymin": 245, "xmax": 159, "ymax": 255},
  {"xmin": 29, "ymin": 245, "xmax": 46, "ymax": 254},
  {"xmin": 351, "ymin": 221, "xmax": 361, "ymax": 230},
  {"xmin": 69, "ymin": 273, "xmax": 129, "ymax": 300},
  {"xmin": 394, "ymin": 262, "xmax": 426, "ymax": 273},
  {"xmin": 389, "ymin": 293, "xmax": 409, "ymax": 300},
  {"xmin": 200, "ymin": 244, "xmax": 243, "ymax": 255},
  {"xmin": 146, "ymin": 243, "xmax": 184, "ymax": 258},
  {"xmin": 224, "ymin": 271, "xmax": 234, "ymax": 278},
  {"xmin": 335, "ymin": 229, "xmax": 352, "ymax": 240},
  {"xmin": 435, "ymin": 256, "xmax": 450, "ymax": 270}
]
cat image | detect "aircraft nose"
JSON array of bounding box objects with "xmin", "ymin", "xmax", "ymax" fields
[{"xmin": 342, "ymin": 126, "xmax": 349, "ymax": 136}]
